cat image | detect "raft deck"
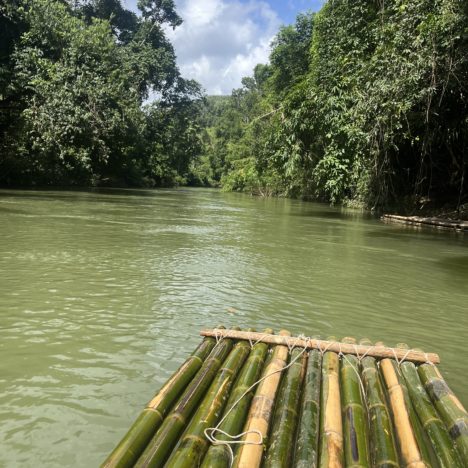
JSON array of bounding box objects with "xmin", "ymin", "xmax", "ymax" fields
[{"xmin": 103, "ymin": 328, "xmax": 468, "ymax": 468}]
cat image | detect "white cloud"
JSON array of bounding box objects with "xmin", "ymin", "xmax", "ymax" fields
[
  {"xmin": 122, "ymin": 0, "xmax": 282, "ymax": 95},
  {"xmin": 166, "ymin": 0, "xmax": 282, "ymax": 95}
]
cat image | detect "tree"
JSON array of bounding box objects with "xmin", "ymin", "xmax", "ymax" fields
[
  {"xmin": 0, "ymin": 0, "xmax": 204, "ymax": 187},
  {"xmin": 200, "ymin": 1, "xmax": 468, "ymax": 210}
]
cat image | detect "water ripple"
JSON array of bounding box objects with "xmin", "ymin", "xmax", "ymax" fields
[{"xmin": 0, "ymin": 187, "xmax": 467, "ymax": 467}]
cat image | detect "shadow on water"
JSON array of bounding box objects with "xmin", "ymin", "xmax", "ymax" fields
[
  {"xmin": 437, "ymin": 255, "xmax": 468, "ymax": 274},
  {"xmin": 365, "ymin": 225, "xmax": 467, "ymax": 244},
  {"xmin": 0, "ymin": 187, "xmax": 181, "ymax": 204},
  {"xmin": 291, "ymin": 210, "xmax": 347, "ymax": 219}
]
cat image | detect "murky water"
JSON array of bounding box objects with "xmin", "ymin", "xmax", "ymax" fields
[{"xmin": 0, "ymin": 188, "xmax": 467, "ymax": 467}]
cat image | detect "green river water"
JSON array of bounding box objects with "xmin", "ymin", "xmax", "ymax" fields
[{"xmin": 0, "ymin": 187, "xmax": 467, "ymax": 467}]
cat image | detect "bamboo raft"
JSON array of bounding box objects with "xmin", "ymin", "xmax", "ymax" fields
[
  {"xmin": 382, "ymin": 214, "xmax": 468, "ymax": 232},
  {"xmin": 102, "ymin": 328, "xmax": 468, "ymax": 468}
]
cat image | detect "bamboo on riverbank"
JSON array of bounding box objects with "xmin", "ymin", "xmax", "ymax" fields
[
  {"xmin": 318, "ymin": 338, "xmax": 343, "ymax": 468},
  {"xmin": 418, "ymin": 363, "xmax": 468, "ymax": 461},
  {"xmin": 263, "ymin": 347, "xmax": 306, "ymax": 468},
  {"xmin": 381, "ymin": 214, "xmax": 468, "ymax": 232},
  {"xmin": 340, "ymin": 337, "xmax": 370, "ymax": 468},
  {"xmin": 293, "ymin": 348, "xmax": 321, "ymax": 468},
  {"xmin": 135, "ymin": 332, "xmax": 236, "ymax": 468},
  {"xmin": 101, "ymin": 336, "xmax": 216, "ymax": 468},
  {"xmin": 201, "ymin": 329, "xmax": 273, "ymax": 468},
  {"xmin": 234, "ymin": 330, "xmax": 291, "ymax": 468},
  {"xmin": 359, "ymin": 339, "xmax": 398, "ymax": 468}
]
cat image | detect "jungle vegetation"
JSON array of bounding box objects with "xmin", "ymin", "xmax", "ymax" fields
[
  {"xmin": 0, "ymin": 0, "xmax": 203, "ymax": 187},
  {"xmin": 1, "ymin": 0, "xmax": 467, "ymax": 211},
  {"xmin": 195, "ymin": 0, "xmax": 468, "ymax": 211}
]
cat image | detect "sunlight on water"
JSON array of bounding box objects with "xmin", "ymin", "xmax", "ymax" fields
[{"xmin": 0, "ymin": 188, "xmax": 467, "ymax": 466}]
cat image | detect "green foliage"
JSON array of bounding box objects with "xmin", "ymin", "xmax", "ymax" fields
[
  {"xmin": 0, "ymin": 0, "xmax": 203, "ymax": 187},
  {"xmin": 268, "ymin": 12, "xmax": 314, "ymax": 97},
  {"xmin": 199, "ymin": 1, "xmax": 468, "ymax": 209},
  {"xmin": 2, "ymin": 0, "xmax": 467, "ymax": 204}
]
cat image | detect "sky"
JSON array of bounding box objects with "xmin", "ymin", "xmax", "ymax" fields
[{"xmin": 124, "ymin": 0, "xmax": 325, "ymax": 95}]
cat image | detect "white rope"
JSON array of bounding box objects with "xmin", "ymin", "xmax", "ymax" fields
[
  {"xmin": 316, "ymin": 339, "xmax": 334, "ymax": 356},
  {"xmin": 391, "ymin": 347, "xmax": 413, "ymax": 366},
  {"xmin": 204, "ymin": 428, "xmax": 263, "ymax": 465},
  {"xmin": 353, "ymin": 344, "xmax": 360, "ymax": 360},
  {"xmin": 424, "ymin": 352, "xmax": 435, "ymax": 365},
  {"xmin": 247, "ymin": 335, "xmax": 253, "ymax": 348},
  {"xmin": 400, "ymin": 348, "xmax": 412, "ymax": 365},
  {"xmin": 357, "ymin": 345, "xmax": 375, "ymax": 361},
  {"xmin": 204, "ymin": 337, "xmax": 309, "ymax": 467},
  {"xmin": 245, "ymin": 332, "xmax": 272, "ymax": 349},
  {"xmin": 214, "ymin": 329, "xmax": 223, "ymax": 346},
  {"xmin": 252, "ymin": 333, "xmax": 271, "ymax": 348}
]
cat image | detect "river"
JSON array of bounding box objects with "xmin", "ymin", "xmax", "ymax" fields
[{"xmin": 0, "ymin": 188, "xmax": 467, "ymax": 466}]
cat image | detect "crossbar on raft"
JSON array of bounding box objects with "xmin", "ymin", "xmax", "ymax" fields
[{"xmin": 200, "ymin": 329, "xmax": 440, "ymax": 364}]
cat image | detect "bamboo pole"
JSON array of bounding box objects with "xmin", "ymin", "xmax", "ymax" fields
[
  {"xmin": 318, "ymin": 337, "xmax": 343, "ymax": 468},
  {"xmin": 200, "ymin": 329, "xmax": 440, "ymax": 364},
  {"xmin": 359, "ymin": 339, "xmax": 398, "ymax": 468},
  {"xmin": 380, "ymin": 358, "xmax": 426, "ymax": 468},
  {"xmin": 102, "ymin": 336, "xmax": 216, "ymax": 468},
  {"xmin": 401, "ymin": 361, "xmax": 463, "ymax": 467},
  {"xmin": 165, "ymin": 338, "xmax": 252, "ymax": 467},
  {"xmin": 394, "ymin": 344, "xmax": 438, "ymax": 467},
  {"xmin": 134, "ymin": 333, "xmax": 236, "ymax": 468},
  {"xmin": 263, "ymin": 347, "xmax": 307, "ymax": 468},
  {"xmin": 201, "ymin": 329, "xmax": 273, "ymax": 468},
  {"xmin": 293, "ymin": 348, "xmax": 322, "ymax": 468},
  {"xmin": 381, "ymin": 214, "xmax": 468, "ymax": 232},
  {"xmin": 234, "ymin": 330, "xmax": 291, "ymax": 468},
  {"xmin": 340, "ymin": 337, "xmax": 370, "ymax": 468},
  {"xmin": 418, "ymin": 363, "xmax": 468, "ymax": 461}
]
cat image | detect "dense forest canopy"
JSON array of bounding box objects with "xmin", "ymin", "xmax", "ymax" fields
[
  {"xmin": 0, "ymin": 0, "xmax": 203, "ymax": 187},
  {"xmin": 1, "ymin": 0, "xmax": 467, "ymax": 211},
  {"xmin": 197, "ymin": 0, "xmax": 468, "ymax": 211}
]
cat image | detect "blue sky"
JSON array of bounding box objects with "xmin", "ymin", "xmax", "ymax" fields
[
  {"xmin": 267, "ymin": 0, "xmax": 324, "ymax": 23},
  {"xmin": 124, "ymin": 0, "xmax": 325, "ymax": 94}
]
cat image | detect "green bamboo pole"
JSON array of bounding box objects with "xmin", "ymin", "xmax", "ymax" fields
[
  {"xmin": 318, "ymin": 337, "xmax": 343, "ymax": 468},
  {"xmin": 394, "ymin": 344, "xmax": 437, "ymax": 468},
  {"xmin": 401, "ymin": 361, "xmax": 463, "ymax": 468},
  {"xmin": 380, "ymin": 353, "xmax": 437, "ymax": 468},
  {"xmin": 263, "ymin": 347, "xmax": 307, "ymax": 468},
  {"xmin": 165, "ymin": 337, "xmax": 252, "ymax": 467},
  {"xmin": 134, "ymin": 332, "xmax": 236, "ymax": 468},
  {"xmin": 418, "ymin": 363, "xmax": 468, "ymax": 462},
  {"xmin": 234, "ymin": 330, "xmax": 291, "ymax": 468},
  {"xmin": 359, "ymin": 338, "xmax": 398, "ymax": 468},
  {"xmin": 102, "ymin": 336, "xmax": 216, "ymax": 468},
  {"xmin": 201, "ymin": 329, "xmax": 273, "ymax": 468},
  {"xmin": 380, "ymin": 357, "xmax": 425, "ymax": 468},
  {"xmin": 293, "ymin": 348, "xmax": 321, "ymax": 468},
  {"xmin": 340, "ymin": 337, "xmax": 370, "ymax": 468}
]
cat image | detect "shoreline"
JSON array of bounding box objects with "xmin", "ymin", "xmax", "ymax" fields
[{"xmin": 1, "ymin": 185, "xmax": 467, "ymax": 230}]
